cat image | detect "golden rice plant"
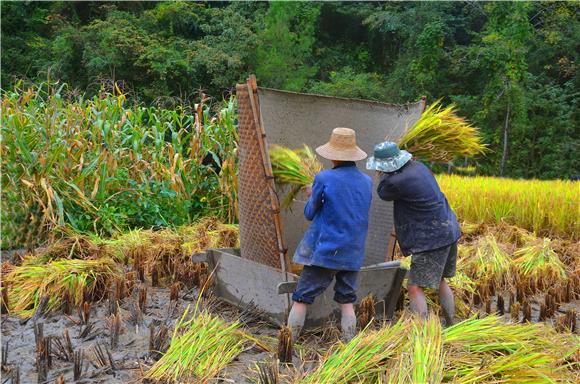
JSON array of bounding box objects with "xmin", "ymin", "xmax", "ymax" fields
[
  {"xmin": 512, "ymin": 238, "xmax": 567, "ymax": 291},
  {"xmin": 23, "ymin": 227, "xmax": 112, "ymax": 265},
  {"xmin": 437, "ymin": 174, "xmax": 579, "ymax": 240},
  {"xmin": 145, "ymin": 304, "xmax": 252, "ymax": 382},
  {"xmin": 4, "ymin": 258, "xmax": 121, "ymax": 317},
  {"xmin": 269, "ymin": 144, "xmax": 322, "ymax": 208},
  {"xmin": 397, "ymin": 100, "xmax": 487, "ymax": 163},
  {"xmin": 299, "ymin": 317, "xmax": 411, "ymax": 383}
]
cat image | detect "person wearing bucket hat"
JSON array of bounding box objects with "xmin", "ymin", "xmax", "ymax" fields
[
  {"xmin": 367, "ymin": 141, "xmax": 460, "ymax": 325},
  {"xmin": 287, "ymin": 128, "xmax": 372, "ymax": 342}
]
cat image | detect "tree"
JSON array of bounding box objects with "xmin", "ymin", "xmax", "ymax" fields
[{"xmin": 255, "ymin": 2, "xmax": 320, "ymax": 91}]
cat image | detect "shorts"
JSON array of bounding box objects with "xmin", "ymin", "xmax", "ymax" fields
[
  {"xmin": 408, "ymin": 242, "xmax": 457, "ymax": 289},
  {"xmin": 292, "ymin": 265, "xmax": 358, "ymax": 304}
]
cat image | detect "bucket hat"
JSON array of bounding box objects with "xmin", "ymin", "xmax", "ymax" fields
[
  {"xmin": 366, "ymin": 141, "xmax": 412, "ymax": 173},
  {"xmin": 316, "ymin": 127, "xmax": 367, "ymax": 161}
]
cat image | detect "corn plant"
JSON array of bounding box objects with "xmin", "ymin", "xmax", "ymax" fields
[{"xmin": 1, "ymin": 81, "xmax": 238, "ymax": 248}]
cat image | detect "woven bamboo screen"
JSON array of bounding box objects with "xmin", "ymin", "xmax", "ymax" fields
[{"xmin": 235, "ymin": 78, "xmax": 286, "ymax": 270}]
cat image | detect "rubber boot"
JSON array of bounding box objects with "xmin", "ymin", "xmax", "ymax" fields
[{"xmin": 341, "ymin": 314, "xmax": 357, "ymax": 342}]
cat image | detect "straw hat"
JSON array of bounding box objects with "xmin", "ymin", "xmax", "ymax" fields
[{"xmin": 315, "ymin": 127, "xmax": 367, "ymax": 161}]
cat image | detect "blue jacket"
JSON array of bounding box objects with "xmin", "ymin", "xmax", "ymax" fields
[
  {"xmin": 377, "ymin": 161, "xmax": 460, "ymax": 255},
  {"xmin": 293, "ymin": 163, "xmax": 372, "ymax": 271}
]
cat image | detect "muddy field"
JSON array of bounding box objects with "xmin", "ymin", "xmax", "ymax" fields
[
  {"xmin": 2, "ymin": 281, "xmax": 579, "ymax": 384},
  {"xmin": 1, "ymin": 284, "xmax": 275, "ymax": 383}
]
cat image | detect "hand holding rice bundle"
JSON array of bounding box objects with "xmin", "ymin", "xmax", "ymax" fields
[{"xmin": 269, "ymin": 144, "xmax": 322, "ymax": 208}]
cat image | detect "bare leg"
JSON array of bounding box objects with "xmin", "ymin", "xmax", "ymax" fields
[
  {"xmin": 407, "ymin": 284, "xmax": 428, "ymax": 318},
  {"xmin": 287, "ymin": 301, "xmax": 307, "ymax": 342},
  {"xmin": 339, "ymin": 303, "xmax": 357, "ymax": 342},
  {"xmin": 438, "ymin": 279, "xmax": 455, "ymax": 326}
]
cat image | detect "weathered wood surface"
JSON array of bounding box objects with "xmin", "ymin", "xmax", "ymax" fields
[{"xmin": 203, "ymin": 249, "xmax": 406, "ymax": 327}]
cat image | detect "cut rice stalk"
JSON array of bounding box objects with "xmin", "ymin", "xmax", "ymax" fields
[
  {"xmin": 5, "ymin": 258, "xmax": 121, "ymax": 318},
  {"xmin": 299, "ymin": 317, "xmax": 411, "ymax": 383},
  {"xmin": 397, "ymin": 100, "xmax": 487, "ymax": 163},
  {"xmin": 512, "ymin": 238, "xmax": 567, "ymax": 292},
  {"xmin": 388, "ymin": 314, "xmax": 444, "ymax": 384},
  {"xmin": 461, "ymin": 235, "xmax": 512, "ymax": 290},
  {"xmin": 145, "ymin": 304, "xmax": 254, "ymax": 382},
  {"xmin": 269, "ymin": 144, "xmax": 322, "ymax": 208}
]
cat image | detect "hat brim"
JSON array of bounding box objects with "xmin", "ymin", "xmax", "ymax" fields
[
  {"xmin": 316, "ymin": 143, "xmax": 367, "ymax": 161},
  {"xmin": 366, "ymin": 151, "xmax": 412, "ymax": 172}
]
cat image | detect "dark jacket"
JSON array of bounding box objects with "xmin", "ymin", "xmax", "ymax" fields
[
  {"xmin": 295, "ymin": 162, "xmax": 373, "ymax": 271},
  {"xmin": 377, "ymin": 161, "xmax": 460, "ymax": 255}
]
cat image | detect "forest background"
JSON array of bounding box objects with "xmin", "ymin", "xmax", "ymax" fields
[{"xmin": 2, "ymin": 1, "xmax": 579, "ymax": 179}]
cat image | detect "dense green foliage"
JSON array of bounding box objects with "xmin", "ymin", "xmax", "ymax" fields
[
  {"xmin": 2, "ymin": 1, "xmax": 578, "ymax": 179},
  {"xmin": 1, "ymin": 82, "xmax": 237, "ymax": 248}
]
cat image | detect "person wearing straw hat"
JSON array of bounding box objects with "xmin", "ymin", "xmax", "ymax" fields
[
  {"xmin": 367, "ymin": 141, "xmax": 460, "ymax": 325},
  {"xmin": 288, "ymin": 127, "xmax": 373, "ymax": 342}
]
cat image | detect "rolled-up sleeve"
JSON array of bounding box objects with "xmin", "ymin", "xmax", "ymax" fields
[
  {"xmin": 304, "ymin": 176, "xmax": 324, "ymax": 221},
  {"xmin": 377, "ymin": 175, "xmax": 400, "ymax": 201}
]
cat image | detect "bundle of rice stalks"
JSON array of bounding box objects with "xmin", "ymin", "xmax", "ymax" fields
[
  {"xmin": 100, "ymin": 229, "xmax": 152, "ymax": 265},
  {"xmin": 145, "ymin": 304, "xmax": 253, "ymax": 382},
  {"xmin": 179, "ymin": 217, "xmax": 240, "ymax": 254},
  {"xmin": 142, "ymin": 229, "xmax": 184, "ymax": 280},
  {"xmin": 397, "ymin": 100, "xmax": 487, "ymax": 163},
  {"xmin": 461, "ymin": 235, "xmax": 512, "ymax": 291},
  {"xmin": 4, "ymin": 258, "xmax": 121, "ymax": 317},
  {"xmin": 299, "ymin": 317, "xmax": 410, "ymax": 383},
  {"xmin": 269, "ymin": 145, "xmax": 322, "ymax": 208},
  {"xmin": 387, "ymin": 314, "xmax": 444, "ymax": 383},
  {"xmin": 442, "ymin": 315, "xmax": 580, "ymax": 382},
  {"xmin": 23, "ymin": 228, "xmax": 111, "ymax": 266},
  {"xmin": 512, "ymin": 238, "xmax": 567, "ymax": 293}
]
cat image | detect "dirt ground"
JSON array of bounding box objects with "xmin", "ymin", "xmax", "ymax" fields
[
  {"xmin": 1, "ymin": 248, "xmax": 578, "ymax": 383},
  {"xmin": 0, "ymin": 284, "xmax": 279, "ymax": 383},
  {"xmin": 2, "ymin": 285, "xmax": 578, "ymax": 384}
]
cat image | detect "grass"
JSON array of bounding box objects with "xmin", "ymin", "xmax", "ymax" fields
[
  {"xmin": 145, "ymin": 304, "xmax": 253, "ymax": 382},
  {"xmin": 437, "ymin": 174, "xmax": 579, "ymax": 240},
  {"xmin": 4, "ymin": 257, "xmax": 121, "ymax": 317},
  {"xmin": 269, "ymin": 144, "xmax": 322, "ymax": 208},
  {"xmin": 397, "ymin": 100, "xmax": 487, "ymax": 163}
]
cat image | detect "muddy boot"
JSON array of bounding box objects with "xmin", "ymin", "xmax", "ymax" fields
[
  {"xmin": 341, "ymin": 314, "xmax": 357, "ymax": 342},
  {"xmin": 287, "ymin": 303, "xmax": 306, "ymax": 342}
]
